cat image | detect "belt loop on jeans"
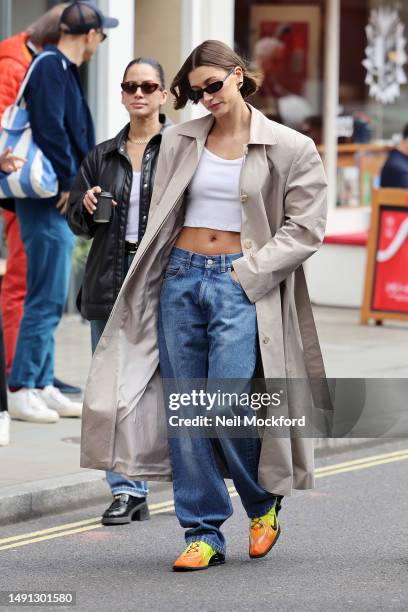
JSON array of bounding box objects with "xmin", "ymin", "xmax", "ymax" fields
[
  {"xmin": 185, "ymin": 250, "xmax": 193, "ymax": 269},
  {"xmin": 220, "ymin": 254, "xmax": 226, "ymax": 273},
  {"xmin": 125, "ymin": 240, "xmax": 139, "ymax": 253}
]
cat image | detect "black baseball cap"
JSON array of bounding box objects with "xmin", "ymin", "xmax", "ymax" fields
[{"xmin": 60, "ymin": 1, "xmax": 119, "ymax": 35}]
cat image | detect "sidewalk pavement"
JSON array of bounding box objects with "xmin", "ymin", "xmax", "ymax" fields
[{"xmin": 1, "ymin": 307, "xmax": 407, "ymax": 525}]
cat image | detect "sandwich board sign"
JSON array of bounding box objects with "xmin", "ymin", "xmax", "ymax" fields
[{"xmin": 361, "ymin": 188, "xmax": 408, "ymax": 324}]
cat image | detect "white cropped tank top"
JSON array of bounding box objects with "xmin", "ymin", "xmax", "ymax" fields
[{"xmin": 183, "ymin": 147, "xmax": 243, "ymax": 232}]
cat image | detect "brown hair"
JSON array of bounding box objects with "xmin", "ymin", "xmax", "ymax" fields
[
  {"xmin": 123, "ymin": 57, "xmax": 166, "ymax": 88},
  {"xmin": 26, "ymin": 3, "xmax": 69, "ymax": 48},
  {"xmin": 170, "ymin": 40, "xmax": 260, "ymax": 110}
]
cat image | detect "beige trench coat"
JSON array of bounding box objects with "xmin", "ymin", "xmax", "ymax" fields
[{"xmin": 80, "ymin": 104, "xmax": 329, "ymax": 497}]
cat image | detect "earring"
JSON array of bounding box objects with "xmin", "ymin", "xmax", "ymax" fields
[{"xmin": 238, "ymin": 82, "xmax": 243, "ymax": 90}]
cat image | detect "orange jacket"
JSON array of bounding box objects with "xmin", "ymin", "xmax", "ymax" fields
[{"xmin": 0, "ymin": 32, "xmax": 32, "ymax": 121}]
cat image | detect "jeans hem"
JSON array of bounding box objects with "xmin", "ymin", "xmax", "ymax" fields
[
  {"xmin": 185, "ymin": 535, "xmax": 225, "ymax": 556},
  {"xmin": 36, "ymin": 381, "xmax": 53, "ymax": 389},
  {"xmin": 7, "ymin": 382, "xmax": 35, "ymax": 390},
  {"xmin": 246, "ymin": 497, "xmax": 277, "ymax": 520},
  {"xmin": 110, "ymin": 488, "xmax": 148, "ymax": 498}
]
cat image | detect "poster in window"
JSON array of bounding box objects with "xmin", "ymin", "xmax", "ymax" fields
[{"xmin": 249, "ymin": 5, "xmax": 321, "ymax": 127}]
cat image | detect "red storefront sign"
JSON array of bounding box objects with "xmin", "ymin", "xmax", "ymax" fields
[{"xmin": 372, "ymin": 207, "xmax": 408, "ymax": 312}]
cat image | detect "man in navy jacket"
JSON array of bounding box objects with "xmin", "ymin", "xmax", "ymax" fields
[
  {"xmin": 24, "ymin": 44, "xmax": 96, "ymax": 198},
  {"xmin": 8, "ymin": 2, "xmax": 118, "ymax": 422},
  {"xmin": 380, "ymin": 124, "xmax": 408, "ymax": 189}
]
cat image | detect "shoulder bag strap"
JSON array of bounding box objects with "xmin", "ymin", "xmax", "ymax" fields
[{"xmin": 15, "ymin": 51, "xmax": 67, "ymax": 107}]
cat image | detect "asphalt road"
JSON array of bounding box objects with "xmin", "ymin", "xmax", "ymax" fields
[{"xmin": 0, "ymin": 439, "xmax": 407, "ymax": 612}]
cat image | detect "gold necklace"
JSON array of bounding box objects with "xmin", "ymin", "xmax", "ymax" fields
[
  {"xmin": 127, "ymin": 136, "xmax": 150, "ymax": 145},
  {"xmin": 127, "ymin": 128, "xmax": 161, "ymax": 145}
]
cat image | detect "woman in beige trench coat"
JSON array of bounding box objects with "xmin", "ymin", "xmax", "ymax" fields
[{"xmin": 81, "ymin": 40, "xmax": 329, "ymax": 571}]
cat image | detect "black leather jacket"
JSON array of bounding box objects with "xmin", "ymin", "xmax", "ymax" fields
[{"xmin": 67, "ymin": 114, "xmax": 171, "ymax": 320}]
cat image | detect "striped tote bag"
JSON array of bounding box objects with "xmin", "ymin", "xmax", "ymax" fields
[{"xmin": 0, "ymin": 51, "xmax": 66, "ymax": 199}]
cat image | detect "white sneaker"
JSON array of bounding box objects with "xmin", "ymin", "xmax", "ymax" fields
[
  {"xmin": 39, "ymin": 385, "xmax": 82, "ymax": 417},
  {"xmin": 0, "ymin": 411, "xmax": 10, "ymax": 445},
  {"xmin": 8, "ymin": 388, "xmax": 59, "ymax": 423}
]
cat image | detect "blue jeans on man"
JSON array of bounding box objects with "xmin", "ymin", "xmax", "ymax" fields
[{"xmin": 9, "ymin": 197, "xmax": 75, "ymax": 388}]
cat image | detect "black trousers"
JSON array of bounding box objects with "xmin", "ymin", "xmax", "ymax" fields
[{"xmin": 0, "ymin": 313, "xmax": 7, "ymax": 411}]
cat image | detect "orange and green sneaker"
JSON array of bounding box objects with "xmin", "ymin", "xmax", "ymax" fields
[
  {"xmin": 173, "ymin": 541, "xmax": 225, "ymax": 571},
  {"xmin": 249, "ymin": 501, "xmax": 281, "ymax": 559}
]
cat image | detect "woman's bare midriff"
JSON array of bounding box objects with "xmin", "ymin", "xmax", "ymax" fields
[{"xmin": 175, "ymin": 227, "xmax": 242, "ymax": 255}]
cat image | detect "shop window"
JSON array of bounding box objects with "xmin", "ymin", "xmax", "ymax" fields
[
  {"xmin": 236, "ymin": 1, "xmax": 408, "ymax": 208},
  {"xmin": 340, "ymin": 0, "xmax": 408, "ymax": 143},
  {"xmin": 338, "ymin": 0, "xmax": 408, "ymax": 207},
  {"xmin": 235, "ymin": 0, "xmax": 325, "ymax": 143}
]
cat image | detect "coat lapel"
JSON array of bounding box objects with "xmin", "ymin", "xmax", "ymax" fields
[{"xmin": 247, "ymin": 104, "xmax": 278, "ymax": 145}]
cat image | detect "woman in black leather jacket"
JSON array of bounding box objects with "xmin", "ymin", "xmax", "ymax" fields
[{"xmin": 67, "ymin": 57, "xmax": 170, "ymax": 526}]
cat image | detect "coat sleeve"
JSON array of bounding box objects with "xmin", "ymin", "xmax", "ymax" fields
[
  {"xmin": 66, "ymin": 149, "xmax": 98, "ymax": 239},
  {"xmin": 233, "ymin": 137, "xmax": 328, "ymax": 303}
]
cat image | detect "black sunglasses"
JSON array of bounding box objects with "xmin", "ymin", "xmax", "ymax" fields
[
  {"xmin": 121, "ymin": 81, "xmax": 162, "ymax": 95},
  {"xmin": 188, "ymin": 69, "xmax": 235, "ymax": 104}
]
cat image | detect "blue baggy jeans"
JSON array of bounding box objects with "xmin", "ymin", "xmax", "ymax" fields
[
  {"xmin": 158, "ymin": 247, "xmax": 276, "ymax": 555},
  {"xmin": 9, "ymin": 197, "xmax": 75, "ymax": 388},
  {"xmin": 90, "ymin": 251, "xmax": 148, "ymax": 499}
]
